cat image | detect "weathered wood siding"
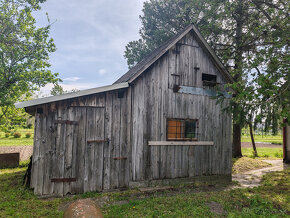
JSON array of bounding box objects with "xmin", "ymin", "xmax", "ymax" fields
[
  {"xmin": 31, "ymin": 91, "xmax": 130, "ymax": 196},
  {"xmin": 30, "ymin": 30, "xmax": 232, "ymax": 196},
  {"xmin": 130, "ymin": 30, "xmax": 232, "ymax": 182}
]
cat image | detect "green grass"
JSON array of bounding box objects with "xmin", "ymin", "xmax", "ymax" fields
[
  {"xmin": 241, "ymin": 134, "xmax": 282, "ymax": 144},
  {"xmin": 0, "ymin": 163, "xmax": 289, "ymax": 217},
  {"xmin": 0, "ymin": 166, "xmax": 68, "ymax": 217},
  {"xmin": 0, "ymin": 128, "xmax": 34, "ymax": 146},
  {"xmin": 242, "ymin": 147, "xmax": 283, "ymax": 158}
]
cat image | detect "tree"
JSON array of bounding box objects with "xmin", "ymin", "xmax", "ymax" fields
[
  {"xmin": 50, "ymin": 83, "xmax": 79, "ymax": 96},
  {"xmin": 0, "ymin": 106, "xmax": 29, "ymax": 132},
  {"xmin": 0, "ymin": 0, "xmax": 59, "ymax": 124},
  {"xmin": 124, "ymin": 0, "xmax": 289, "ymax": 157},
  {"xmin": 50, "ymin": 83, "xmax": 65, "ymax": 96}
]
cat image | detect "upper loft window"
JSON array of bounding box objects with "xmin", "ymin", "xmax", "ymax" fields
[
  {"xmin": 167, "ymin": 119, "xmax": 198, "ymax": 141},
  {"xmin": 202, "ymin": 73, "xmax": 217, "ymax": 87}
]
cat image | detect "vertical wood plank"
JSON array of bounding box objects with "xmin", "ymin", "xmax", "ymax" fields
[{"xmin": 103, "ymin": 92, "xmax": 113, "ymax": 190}]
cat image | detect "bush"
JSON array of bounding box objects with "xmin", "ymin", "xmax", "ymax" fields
[
  {"xmin": 13, "ymin": 132, "xmax": 21, "ymax": 138},
  {"xmin": 274, "ymin": 151, "xmax": 283, "ymax": 158},
  {"xmin": 5, "ymin": 133, "xmax": 10, "ymax": 138},
  {"xmin": 25, "ymin": 133, "xmax": 32, "ymax": 138},
  {"xmin": 27, "ymin": 123, "xmax": 33, "ymax": 129}
]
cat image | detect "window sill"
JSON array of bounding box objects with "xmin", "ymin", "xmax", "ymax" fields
[
  {"xmin": 167, "ymin": 138, "xmax": 197, "ymax": 141},
  {"xmin": 148, "ymin": 141, "xmax": 214, "ymax": 146}
]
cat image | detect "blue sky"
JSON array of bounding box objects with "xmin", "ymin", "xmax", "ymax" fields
[{"xmin": 34, "ymin": 0, "xmax": 145, "ymax": 94}]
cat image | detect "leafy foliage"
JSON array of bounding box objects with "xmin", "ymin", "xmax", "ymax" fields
[
  {"xmin": 0, "ymin": 106, "xmax": 30, "ymax": 132},
  {"xmin": 0, "ymin": 0, "xmax": 59, "ymax": 124},
  {"xmin": 50, "ymin": 83, "xmax": 79, "ymax": 96}
]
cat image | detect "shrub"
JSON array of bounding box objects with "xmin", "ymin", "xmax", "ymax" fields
[
  {"xmin": 5, "ymin": 133, "xmax": 10, "ymax": 138},
  {"xmin": 27, "ymin": 123, "xmax": 33, "ymax": 129},
  {"xmin": 274, "ymin": 151, "xmax": 283, "ymax": 158},
  {"xmin": 262, "ymin": 154, "xmax": 270, "ymax": 158},
  {"xmin": 25, "ymin": 133, "xmax": 32, "ymax": 138},
  {"xmin": 13, "ymin": 132, "xmax": 21, "ymax": 138}
]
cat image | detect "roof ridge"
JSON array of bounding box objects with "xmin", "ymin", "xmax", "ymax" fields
[
  {"xmin": 114, "ymin": 23, "xmax": 233, "ymax": 84},
  {"xmin": 114, "ymin": 24, "xmax": 194, "ymax": 84}
]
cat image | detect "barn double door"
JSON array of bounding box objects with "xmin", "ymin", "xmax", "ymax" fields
[{"xmin": 51, "ymin": 106, "xmax": 106, "ymax": 195}]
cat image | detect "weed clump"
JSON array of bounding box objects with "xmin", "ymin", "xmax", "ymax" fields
[
  {"xmin": 25, "ymin": 133, "xmax": 32, "ymax": 138},
  {"xmin": 13, "ymin": 132, "xmax": 21, "ymax": 138}
]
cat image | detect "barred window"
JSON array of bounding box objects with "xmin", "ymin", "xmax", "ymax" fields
[{"xmin": 167, "ymin": 119, "xmax": 198, "ymax": 141}]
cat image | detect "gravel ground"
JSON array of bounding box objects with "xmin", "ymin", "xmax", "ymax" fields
[
  {"xmin": 0, "ymin": 146, "xmax": 33, "ymax": 161},
  {"xmin": 241, "ymin": 142, "xmax": 282, "ymax": 148}
]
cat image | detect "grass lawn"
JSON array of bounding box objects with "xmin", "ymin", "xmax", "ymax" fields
[
  {"xmin": 241, "ymin": 134, "xmax": 282, "ymax": 144},
  {"xmin": 0, "ymin": 129, "xmax": 34, "ymax": 146},
  {"xmin": 242, "ymin": 147, "xmax": 283, "ymax": 158},
  {"xmin": 0, "ymin": 160, "xmax": 289, "ymax": 217}
]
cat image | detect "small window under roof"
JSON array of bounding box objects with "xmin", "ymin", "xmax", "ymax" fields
[{"xmin": 202, "ymin": 73, "xmax": 217, "ymax": 87}]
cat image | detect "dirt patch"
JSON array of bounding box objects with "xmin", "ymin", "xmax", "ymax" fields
[
  {"xmin": 0, "ymin": 146, "xmax": 33, "ymax": 161},
  {"xmin": 242, "ymin": 142, "xmax": 282, "ymax": 148},
  {"xmin": 206, "ymin": 201, "xmax": 226, "ymax": 215}
]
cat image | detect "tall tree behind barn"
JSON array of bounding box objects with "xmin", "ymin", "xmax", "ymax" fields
[{"xmin": 16, "ymin": 24, "xmax": 234, "ymax": 196}]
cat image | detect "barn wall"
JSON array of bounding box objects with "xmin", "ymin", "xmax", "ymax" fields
[
  {"xmin": 31, "ymin": 90, "xmax": 130, "ymax": 196},
  {"xmin": 30, "ymin": 30, "xmax": 232, "ymax": 196},
  {"xmin": 130, "ymin": 31, "xmax": 232, "ymax": 182}
]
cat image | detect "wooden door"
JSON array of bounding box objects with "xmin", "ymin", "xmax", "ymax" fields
[
  {"xmin": 84, "ymin": 107, "xmax": 105, "ymax": 192},
  {"xmin": 51, "ymin": 106, "xmax": 87, "ymax": 196},
  {"xmin": 50, "ymin": 106, "xmax": 105, "ymax": 195}
]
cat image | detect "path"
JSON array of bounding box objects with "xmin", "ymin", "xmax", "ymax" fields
[
  {"xmin": 241, "ymin": 142, "xmax": 282, "ymax": 148},
  {"xmin": 232, "ymin": 159, "xmax": 288, "ymax": 188}
]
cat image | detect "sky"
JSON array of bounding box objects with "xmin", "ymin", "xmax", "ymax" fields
[{"xmin": 34, "ymin": 0, "xmax": 145, "ymax": 95}]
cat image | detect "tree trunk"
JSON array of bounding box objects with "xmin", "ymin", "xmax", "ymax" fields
[
  {"xmin": 233, "ymin": 123, "xmax": 242, "ymax": 157},
  {"xmin": 232, "ymin": 0, "xmax": 244, "ymax": 158},
  {"xmin": 249, "ymin": 123, "xmax": 258, "ymax": 157}
]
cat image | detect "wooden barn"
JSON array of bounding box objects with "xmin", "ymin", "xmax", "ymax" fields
[{"xmin": 16, "ymin": 24, "xmax": 234, "ymax": 196}]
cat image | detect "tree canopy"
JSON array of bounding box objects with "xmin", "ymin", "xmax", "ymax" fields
[{"xmin": 0, "ymin": 0, "xmax": 59, "ymax": 123}]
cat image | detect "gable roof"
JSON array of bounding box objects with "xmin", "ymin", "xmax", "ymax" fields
[
  {"xmin": 15, "ymin": 24, "xmax": 234, "ymax": 110},
  {"xmin": 114, "ymin": 24, "xmax": 234, "ymax": 84}
]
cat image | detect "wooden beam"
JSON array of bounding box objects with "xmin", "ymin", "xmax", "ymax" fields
[
  {"xmin": 113, "ymin": 157, "xmax": 128, "ymax": 160},
  {"xmin": 148, "ymin": 141, "xmax": 214, "ymax": 146},
  {"xmin": 70, "ymin": 106, "xmax": 105, "ymax": 108},
  {"xmin": 87, "ymin": 139, "xmax": 107, "ymax": 143}
]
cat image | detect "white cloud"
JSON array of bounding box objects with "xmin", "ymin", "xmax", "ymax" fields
[
  {"xmin": 98, "ymin": 68, "xmax": 107, "ymax": 75},
  {"xmin": 33, "ymin": 0, "xmax": 145, "ymax": 86},
  {"xmin": 63, "ymin": 76, "xmax": 80, "ymax": 81}
]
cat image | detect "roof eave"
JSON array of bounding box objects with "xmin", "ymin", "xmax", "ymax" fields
[{"xmin": 15, "ymin": 82, "xmax": 129, "ymax": 109}]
